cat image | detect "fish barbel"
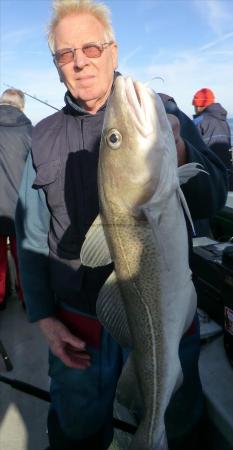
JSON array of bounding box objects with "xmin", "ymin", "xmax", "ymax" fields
[{"xmin": 81, "ymin": 76, "xmax": 200, "ymax": 449}]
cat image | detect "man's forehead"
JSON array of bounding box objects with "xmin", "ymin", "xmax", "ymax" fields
[{"xmin": 54, "ymin": 15, "xmax": 107, "ymax": 50}]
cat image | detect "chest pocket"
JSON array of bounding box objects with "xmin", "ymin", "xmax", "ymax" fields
[{"xmin": 33, "ymin": 160, "xmax": 63, "ymax": 210}]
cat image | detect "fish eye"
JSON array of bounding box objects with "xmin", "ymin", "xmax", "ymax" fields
[{"xmin": 106, "ymin": 129, "xmax": 122, "ymax": 149}]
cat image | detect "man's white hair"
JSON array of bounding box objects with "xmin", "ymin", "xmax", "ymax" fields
[
  {"xmin": 0, "ymin": 89, "xmax": 25, "ymax": 111},
  {"xmin": 48, "ymin": 0, "xmax": 116, "ymax": 53}
]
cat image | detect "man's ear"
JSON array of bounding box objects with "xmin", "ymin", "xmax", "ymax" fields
[
  {"xmin": 111, "ymin": 43, "xmax": 118, "ymax": 71},
  {"xmin": 54, "ymin": 59, "xmax": 64, "ymax": 83}
]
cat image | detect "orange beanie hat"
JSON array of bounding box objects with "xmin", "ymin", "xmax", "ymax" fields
[{"xmin": 192, "ymin": 88, "xmax": 215, "ymax": 107}]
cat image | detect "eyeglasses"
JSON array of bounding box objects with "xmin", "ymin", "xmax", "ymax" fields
[{"xmin": 53, "ymin": 41, "xmax": 113, "ymax": 65}]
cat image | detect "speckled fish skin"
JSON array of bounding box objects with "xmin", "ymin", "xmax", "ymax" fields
[{"xmin": 97, "ymin": 76, "xmax": 197, "ymax": 450}]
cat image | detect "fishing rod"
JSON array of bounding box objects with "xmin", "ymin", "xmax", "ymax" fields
[
  {"xmin": 3, "ymin": 84, "xmax": 59, "ymax": 111},
  {"xmin": 4, "ymin": 77, "xmax": 164, "ymax": 110},
  {"xmin": 0, "ymin": 374, "xmax": 137, "ymax": 434},
  {"xmin": 0, "ymin": 340, "xmax": 13, "ymax": 371},
  {"xmin": 0, "ymin": 375, "xmax": 50, "ymax": 402}
]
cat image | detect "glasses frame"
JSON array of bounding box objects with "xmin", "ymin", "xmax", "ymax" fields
[{"xmin": 53, "ymin": 41, "xmax": 114, "ymax": 65}]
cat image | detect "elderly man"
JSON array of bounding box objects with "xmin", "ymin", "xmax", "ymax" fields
[{"xmin": 16, "ymin": 1, "xmax": 227, "ymax": 449}]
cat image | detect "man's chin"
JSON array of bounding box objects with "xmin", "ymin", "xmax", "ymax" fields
[{"xmin": 70, "ymin": 88, "xmax": 97, "ymax": 102}]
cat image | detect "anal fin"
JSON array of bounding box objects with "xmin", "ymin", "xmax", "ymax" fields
[{"xmin": 97, "ymin": 271, "xmax": 132, "ymax": 348}]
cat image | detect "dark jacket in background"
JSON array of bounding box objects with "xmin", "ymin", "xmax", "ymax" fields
[
  {"xmin": 159, "ymin": 94, "xmax": 229, "ymax": 237},
  {"xmin": 193, "ymin": 103, "xmax": 233, "ymax": 190},
  {"xmin": 0, "ymin": 105, "xmax": 32, "ymax": 234}
]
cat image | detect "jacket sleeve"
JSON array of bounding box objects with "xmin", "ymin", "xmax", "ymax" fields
[
  {"xmin": 182, "ymin": 141, "xmax": 228, "ymax": 219},
  {"xmin": 192, "ymin": 115, "xmax": 204, "ymax": 138},
  {"xmin": 170, "ymin": 107, "xmax": 228, "ymax": 220},
  {"xmin": 15, "ymin": 152, "xmax": 57, "ymax": 322}
]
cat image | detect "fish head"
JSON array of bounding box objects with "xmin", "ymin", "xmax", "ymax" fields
[{"xmin": 99, "ymin": 75, "xmax": 177, "ymax": 216}]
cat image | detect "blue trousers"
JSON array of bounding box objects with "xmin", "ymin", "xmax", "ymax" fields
[{"xmin": 47, "ymin": 309, "xmax": 204, "ymax": 449}]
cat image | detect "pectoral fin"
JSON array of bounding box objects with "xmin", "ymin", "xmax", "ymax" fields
[
  {"xmin": 178, "ymin": 162, "xmax": 208, "ymax": 185},
  {"xmin": 80, "ymin": 214, "xmax": 112, "ymax": 268},
  {"xmin": 142, "ymin": 205, "xmax": 171, "ymax": 271}
]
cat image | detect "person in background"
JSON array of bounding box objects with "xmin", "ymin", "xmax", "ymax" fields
[
  {"xmin": 192, "ymin": 88, "xmax": 233, "ymax": 190},
  {"xmin": 16, "ymin": 1, "xmax": 227, "ymax": 449},
  {"xmin": 0, "ymin": 89, "xmax": 32, "ymax": 309}
]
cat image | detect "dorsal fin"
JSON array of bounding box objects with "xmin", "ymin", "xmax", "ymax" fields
[{"xmin": 178, "ymin": 162, "xmax": 208, "ymax": 185}]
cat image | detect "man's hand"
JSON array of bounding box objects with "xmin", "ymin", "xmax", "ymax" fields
[
  {"xmin": 38, "ymin": 317, "xmax": 91, "ymax": 369},
  {"xmin": 167, "ymin": 114, "xmax": 187, "ymax": 166}
]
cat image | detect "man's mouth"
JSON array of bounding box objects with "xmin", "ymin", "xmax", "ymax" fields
[{"xmin": 76, "ymin": 75, "xmax": 95, "ymax": 81}]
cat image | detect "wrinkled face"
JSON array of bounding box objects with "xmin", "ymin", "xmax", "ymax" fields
[{"xmin": 53, "ymin": 13, "xmax": 118, "ymax": 113}]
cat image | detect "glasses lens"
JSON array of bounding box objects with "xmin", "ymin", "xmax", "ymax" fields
[
  {"xmin": 83, "ymin": 44, "xmax": 102, "ymax": 58},
  {"xmin": 56, "ymin": 50, "xmax": 73, "ymax": 65}
]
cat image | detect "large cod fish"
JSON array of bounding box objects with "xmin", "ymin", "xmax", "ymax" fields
[{"xmin": 81, "ymin": 76, "xmax": 201, "ymax": 449}]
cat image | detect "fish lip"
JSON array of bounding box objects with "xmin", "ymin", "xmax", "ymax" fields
[
  {"xmin": 111, "ymin": 75, "xmax": 154, "ymax": 137},
  {"xmin": 125, "ymin": 77, "xmax": 142, "ymax": 107},
  {"xmin": 132, "ymin": 80, "xmax": 142, "ymax": 106},
  {"xmin": 124, "ymin": 77, "xmax": 150, "ymax": 133}
]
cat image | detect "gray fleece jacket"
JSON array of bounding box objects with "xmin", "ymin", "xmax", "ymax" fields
[{"xmin": 0, "ymin": 104, "xmax": 32, "ymax": 234}]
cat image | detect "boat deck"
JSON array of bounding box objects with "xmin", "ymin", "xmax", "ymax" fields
[
  {"xmin": 0, "ymin": 293, "xmax": 49, "ymax": 450},
  {"xmin": 1, "ymin": 294, "xmax": 233, "ymax": 450}
]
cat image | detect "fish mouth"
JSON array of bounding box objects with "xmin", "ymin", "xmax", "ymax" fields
[
  {"xmin": 126, "ymin": 77, "xmax": 141, "ymax": 104},
  {"xmin": 123, "ymin": 77, "xmax": 153, "ymax": 135},
  {"xmin": 125, "ymin": 77, "xmax": 143, "ymax": 121}
]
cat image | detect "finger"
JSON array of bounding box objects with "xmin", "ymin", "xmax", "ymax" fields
[
  {"xmin": 167, "ymin": 114, "xmax": 180, "ymax": 136},
  {"xmin": 63, "ymin": 332, "xmax": 86, "ymax": 350},
  {"xmin": 66, "ymin": 346, "xmax": 91, "ymax": 360},
  {"xmin": 59, "ymin": 349, "xmax": 91, "ymax": 369},
  {"xmin": 64, "ymin": 357, "xmax": 90, "ymax": 369},
  {"xmin": 167, "ymin": 113, "xmax": 180, "ymax": 126},
  {"xmin": 69, "ymin": 353, "xmax": 92, "ymax": 368}
]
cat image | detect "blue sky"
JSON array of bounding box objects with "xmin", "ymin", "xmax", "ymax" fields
[{"xmin": 1, "ymin": 0, "xmax": 233, "ymax": 124}]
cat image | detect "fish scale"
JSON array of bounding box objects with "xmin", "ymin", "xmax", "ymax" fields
[{"xmin": 100, "ymin": 218, "xmax": 169, "ymax": 450}]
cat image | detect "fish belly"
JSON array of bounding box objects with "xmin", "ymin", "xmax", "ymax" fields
[{"xmin": 106, "ymin": 192, "xmax": 196, "ymax": 450}]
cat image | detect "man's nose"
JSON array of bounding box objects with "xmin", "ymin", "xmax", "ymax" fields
[{"xmin": 73, "ymin": 48, "xmax": 89, "ymax": 68}]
